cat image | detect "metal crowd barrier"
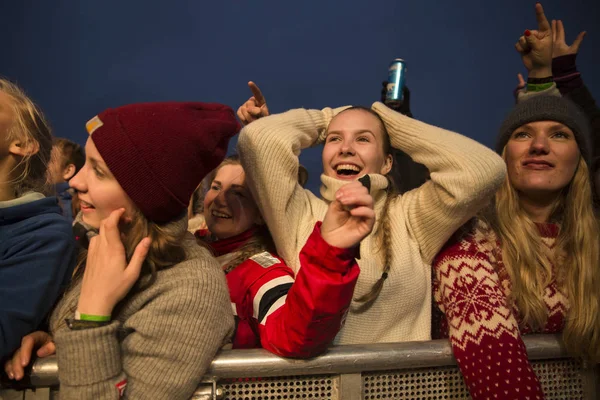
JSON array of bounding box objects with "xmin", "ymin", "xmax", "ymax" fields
[{"xmin": 2, "ymin": 335, "xmax": 598, "ymax": 399}]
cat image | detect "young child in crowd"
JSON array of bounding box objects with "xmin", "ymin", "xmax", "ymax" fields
[{"xmin": 47, "ymin": 138, "xmax": 85, "ymax": 220}]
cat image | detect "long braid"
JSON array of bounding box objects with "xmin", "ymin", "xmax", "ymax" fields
[{"xmin": 354, "ymin": 177, "xmax": 395, "ymax": 307}]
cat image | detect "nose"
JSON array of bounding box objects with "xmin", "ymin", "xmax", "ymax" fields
[
  {"xmin": 529, "ymin": 134, "xmax": 550, "ymax": 155},
  {"xmin": 69, "ymin": 166, "xmax": 87, "ymax": 193},
  {"xmin": 339, "ymin": 139, "xmax": 355, "ymax": 156},
  {"xmin": 213, "ymin": 188, "xmax": 228, "ymax": 207}
]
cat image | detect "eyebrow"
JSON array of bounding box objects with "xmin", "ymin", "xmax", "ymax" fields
[
  {"xmin": 212, "ymin": 180, "xmax": 247, "ymax": 190},
  {"xmin": 520, "ymin": 123, "xmax": 570, "ymax": 132},
  {"xmin": 88, "ymin": 157, "xmax": 105, "ymax": 168},
  {"xmin": 547, "ymin": 123, "xmax": 570, "ymax": 131},
  {"xmin": 88, "ymin": 156, "xmax": 116, "ymax": 178},
  {"xmin": 326, "ymin": 129, "xmax": 376, "ymax": 136}
]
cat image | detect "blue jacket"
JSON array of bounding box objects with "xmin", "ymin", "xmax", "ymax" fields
[{"xmin": 0, "ymin": 195, "xmax": 76, "ymax": 359}]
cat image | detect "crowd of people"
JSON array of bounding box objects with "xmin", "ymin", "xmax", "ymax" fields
[{"xmin": 0, "ymin": 3, "xmax": 598, "ymax": 399}]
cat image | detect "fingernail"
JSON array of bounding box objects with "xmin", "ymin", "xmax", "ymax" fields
[
  {"xmin": 143, "ymin": 238, "xmax": 152, "ymax": 247},
  {"xmin": 38, "ymin": 348, "xmax": 48, "ymax": 357},
  {"xmin": 524, "ymin": 30, "xmax": 531, "ymax": 37},
  {"xmin": 8, "ymin": 372, "xmax": 14, "ymax": 379}
]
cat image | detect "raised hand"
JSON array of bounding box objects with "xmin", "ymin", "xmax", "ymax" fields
[
  {"xmin": 321, "ymin": 181, "xmax": 375, "ymax": 249},
  {"xmin": 4, "ymin": 331, "xmax": 55, "ymax": 381},
  {"xmin": 515, "ymin": 3, "xmax": 553, "ymax": 78},
  {"xmin": 77, "ymin": 208, "xmax": 151, "ymax": 317},
  {"xmin": 552, "ymin": 20, "xmax": 586, "ymax": 58},
  {"xmin": 236, "ymin": 81, "xmax": 270, "ymax": 126},
  {"xmin": 380, "ymin": 82, "xmax": 413, "ymax": 117}
]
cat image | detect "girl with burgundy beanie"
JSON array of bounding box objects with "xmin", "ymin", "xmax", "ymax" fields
[{"xmin": 5, "ymin": 101, "xmax": 240, "ymax": 399}]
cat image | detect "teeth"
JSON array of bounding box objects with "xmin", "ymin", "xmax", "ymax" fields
[
  {"xmin": 336, "ymin": 164, "xmax": 360, "ymax": 172},
  {"xmin": 80, "ymin": 200, "xmax": 94, "ymax": 208},
  {"xmin": 212, "ymin": 211, "xmax": 231, "ymax": 219}
]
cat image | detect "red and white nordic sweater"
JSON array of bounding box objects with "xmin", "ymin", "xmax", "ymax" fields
[{"xmin": 433, "ymin": 219, "xmax": 566, "ymax": 400}]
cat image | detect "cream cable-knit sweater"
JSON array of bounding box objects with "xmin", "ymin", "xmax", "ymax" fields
[{"xmin": 238, "ymin": 102, "xmax": 506, "ymax": 345}]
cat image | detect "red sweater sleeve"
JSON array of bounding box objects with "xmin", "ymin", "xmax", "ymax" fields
[
  {"xmin": 250, "ymin": 222, "xmax": 359, "ymax": 358},
  {"xmin": 433, "ymin": 226, "xmax": 544, "ymax": 400}
]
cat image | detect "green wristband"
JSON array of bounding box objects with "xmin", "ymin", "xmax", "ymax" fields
[{"xmin": 78, "ymin": 312, "xmax": 111, "ymax": 322}]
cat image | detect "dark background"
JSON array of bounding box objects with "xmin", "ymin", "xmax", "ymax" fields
[{"xmin": 2, "ymin": 1, "xmax": 598, "ymax": 193}]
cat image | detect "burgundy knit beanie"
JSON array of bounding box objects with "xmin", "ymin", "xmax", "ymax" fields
[{"xmin": 85, "ymin": 102, "xmax": 240, "ymax": 223}]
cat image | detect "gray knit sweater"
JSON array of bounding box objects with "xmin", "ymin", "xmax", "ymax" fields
[{"xmin": 49, "ymin": 234, "xmax": 233, "ymax": 399}]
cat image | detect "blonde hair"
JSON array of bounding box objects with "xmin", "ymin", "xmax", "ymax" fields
[
  {"xmin": 0, "ymin": 79, "xmax": 53, "ymax": 196},
  {"xmin": 483, "ymin": 154, "xmax": 600, "ymax": 362}
]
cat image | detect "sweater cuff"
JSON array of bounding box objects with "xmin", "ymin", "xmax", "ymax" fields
[
  {"xmin": 55, "ymin": 321, "xmax": 122, "ymax": 385},
  {"xmin": 552, "ymin": 55, "xmax": 583, "ymax": 94},
  {"xmin": 526, "ymin": 76, "xmax": 554, "ymax": 93},
  {"xmin": 306, "ymin": 222, "xmax": 357, "ymax": 273},
  {"xmin": 370, "ymin": 101, "xmax": 424, "ymax": 142},
  {"xmin": 315, "ymin": 106, "xmax": 352, "ymax": 143},
  {"xmin": 552, "ymin": 54, "xmax": 578, "ymax": 78}
]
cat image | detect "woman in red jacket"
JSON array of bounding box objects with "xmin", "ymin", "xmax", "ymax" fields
[{"xmin": 195, "ymin": 155, "xmax": 373, "ymax": 357}]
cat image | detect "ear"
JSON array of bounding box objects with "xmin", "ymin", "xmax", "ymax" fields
[
  {"xmin": 62, "ymin": 164, "xmax": 76, "ymax": 181},
  {"xmin": 381, "ymin": 153, "xmax": 393, "ymax": 175},
  {"xmin": 9, "ymin": 139, "xmax": 39, "ymax": 157}
]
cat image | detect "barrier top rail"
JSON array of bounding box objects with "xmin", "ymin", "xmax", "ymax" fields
[{"xmin": 13, "ymin": 335, "xmax": 568, "ymax": 388}]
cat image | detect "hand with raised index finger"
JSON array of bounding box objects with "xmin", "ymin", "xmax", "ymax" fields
[
  {"xmin": 237, "ymin": 81, "xmax": 270, "ymax": 126},
  {"xmin": 77, "ymin": 208, "xmax": 151, "ymax": 318},
  {"xmin": 515, "ymin": 3, "xmax": 553, "ymax": 78},
  {"xmin": 552, "ymin": 19, "xmax": 586, "ymax": 58}
]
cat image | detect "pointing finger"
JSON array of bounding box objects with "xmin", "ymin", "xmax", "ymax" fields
[
  {"xmin": 248, "ymin": 81, "xmax": 266, "ymax": 106},
  {"xmin": 535, "ymin": 3, "xmax": 551, "ymax": 32}
]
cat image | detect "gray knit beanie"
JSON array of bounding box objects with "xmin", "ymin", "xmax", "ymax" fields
[{"xmin": 496, "ymin": 95, "xmax": 592, "ymax": 166}]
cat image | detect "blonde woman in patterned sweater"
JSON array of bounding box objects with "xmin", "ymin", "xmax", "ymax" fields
[
  {"xmin": 433, "ymin": 95, "xmax": 600, "ymax": 400},
  {"xmin": 434, "ymin": 5, "xmax": 600, "ymax": 399},
  {"xmin": 237, "ymin": 87, "xmax": 506, "ymax": 344}
]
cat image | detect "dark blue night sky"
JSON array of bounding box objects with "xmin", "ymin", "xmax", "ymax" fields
[{"xmin": 2, "ymin": 0, "xmax": 598, "ymax": 193}]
